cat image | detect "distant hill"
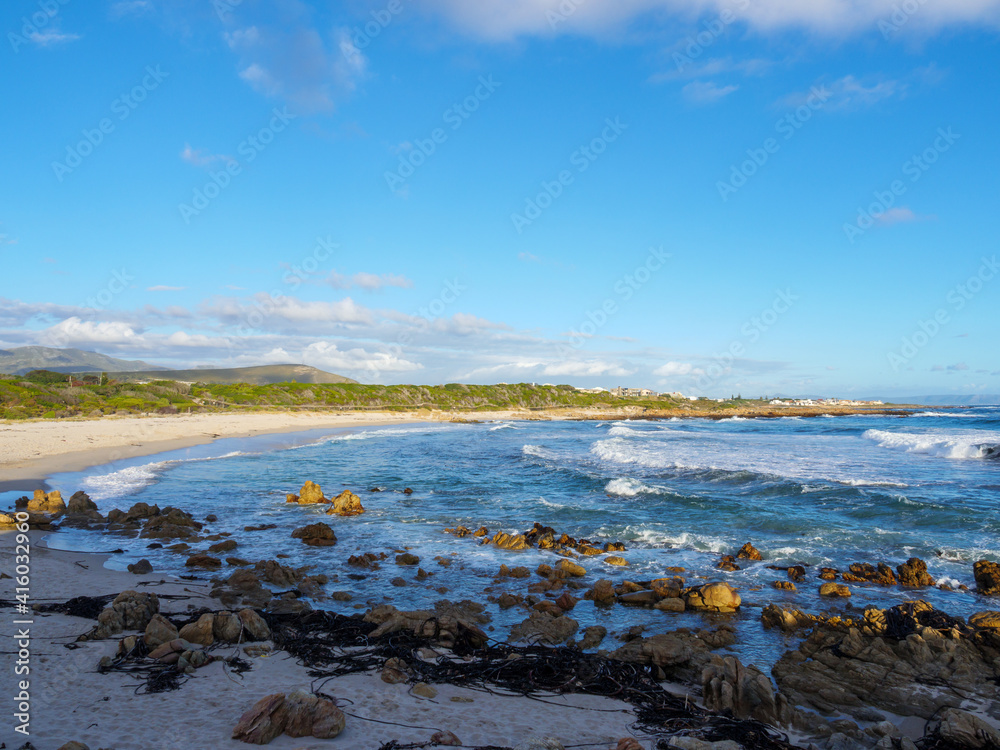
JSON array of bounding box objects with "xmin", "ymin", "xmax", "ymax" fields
[
  {"xmin": 109, "ymin": 364, "xmax": 358, "ymax": 385},
  {"xmin": 0, "ymin": 346, "xmax": 164, "ymax": 375}
]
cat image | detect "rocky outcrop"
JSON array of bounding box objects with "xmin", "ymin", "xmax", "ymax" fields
[
  {"xmin": 232, "ymin": 691, "xmax": 346, "ymax": 743},
  {"xmin": 491, "ymin": 531, "xmax": 530, "ymax": 550},
  {"xmin": 290, "ymin": 523, "xmax": 337, "ymax": 547},
  {"xmin": 137, "ymin": 507, "xmax": 204, "ymax": 540},
  {"xmin": 772, "ymin": 605, "xmax": 1000, "ymax": 722},
  {"xmin": 327, "ymin": 489, "xmax": 364, "ymax": 515},
  {"xmin": 27, "ymin": 488, "xmax": 66, "ymax": 516},
  {"xmin": 127, "ymin": 559, "xmax": 153, "ymax": 574},
  {"xmin": 702, "ymin": 655, "xmax": 792, "ymax": 726},
  {"xmin": 185, "ymin": 553, "xmax": 222, "ymax": 569},
  {"xmin": 974, "ymin": 560, "xmax": 1000, "ymax": 596},
  {"xmin": 897, "ymin": 557, "xmax": 935, "ymax": 587},
  {"xmin": 143, "ymin": 614, "xmax": 178, "ymax": 648},
  {"xmin": 736, "ymin": 542, "xmax": 763, "ymax": 561},
  {"xmin": 819, "ymin": 582, "xmax": 851, "ymax": 597},
  {"xmin": 842, "ymin": 562, "xmax": 897, "ymax": 585},
  {"xmin": 363, "ymin": 602, "xmax": 489, "ymax": 649},
  {"xmin": 933, "ymin": 707, "xmax": 1000, "ymax": 748},
  {"xmin": 287, "ymin": 480, "xmax": 326, "ymax": 504},
  {"xmin": 555, "ymin": 559, "xmax": 586, "ymax": 578}
]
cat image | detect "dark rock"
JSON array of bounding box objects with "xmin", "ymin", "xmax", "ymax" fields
[
  {"xmin": 127, "ymin": 559, "xmax": 153, "ymax": 575},
  {"xmin": 290, "ymin": 523, "xmax": 337, "ymax": 547}
]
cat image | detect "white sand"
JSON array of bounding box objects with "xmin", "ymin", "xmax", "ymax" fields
[{"xmin": 0, "ymin": 530, "xmax": 650, "ymax": 749}]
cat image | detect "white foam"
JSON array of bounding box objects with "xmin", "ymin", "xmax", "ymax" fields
[
  {"xmin": 864, "ymin": 429, "xmax": 1000, "ymax": 459},
  {"xmin": 605, "ymin": 478, "xmax": 661, "ymax": 497},
  {"xmin": 82, "ymin": 462, "xmax": 170, "ymax": 500},
  {"xmin": 489, "ymin": 422, "xmax": 519, "ymax": 431}
]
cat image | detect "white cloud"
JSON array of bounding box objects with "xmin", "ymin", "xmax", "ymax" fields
[
  {"xmin": 286, "ymin": 342, "xmax": 422, "ymax": 374},
  {"xmin": 180, "ymin": 144, "xmax": 233, "ymax": 168},
  {"xmin": 27, "ymin": 29, "xmax": 81, "ymax": 46},
  {"xmin": 110, "ymin": 1, "xmax": 153, "ymax": 18},
  {"xmin": 42, "ymin": 318, "xmax": 140, "ymax": 346},
  {"xmin": 652, "ymin": 57, "xmax": 772, "ymax": 83},
  {"xmin": 875, "ymin": 206, "xmax": 933, "ymax": 226},
  {"xmin": 653, "ymin": 361, "xmax": 705, "ymax": 377},
  {"xmin": 147, "ymin": 285, "xmax": 187, "ymax": 292},
  {"xmin": 682, "ymin": 80, "xmax": 738, "ymax": 103},
  {"xmin": 416, "ymin": 0, "xmax": 1000, "ymax": 39},
  {"xmin": 542, "ymin": 360, "xmax": 633, "ymax": 377},
  {"xmin": 328, "ymin": 272, "xmax": 414, "ymax": 291},
  {"xmin": 783, "ymin": 74, "xmax": 903, "ymax": 111}
]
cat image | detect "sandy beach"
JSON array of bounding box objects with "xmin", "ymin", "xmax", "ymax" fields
[{"xmin": 0, "ymin": 530, "xmax": 649, "ymax": 750}]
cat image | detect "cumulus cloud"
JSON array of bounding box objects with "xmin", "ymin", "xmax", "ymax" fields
[
  {"xmin": 41, "ymin": 318, "xmax": 141, "ymax": 346},
  {"xmin": 147, "ymin": 285, "xmax": 187, "ymax": 292},
  {"xmin": 653, "ymin": 361, "xmax": 705, "ymax": 376},
  {"xmin": 542, "ymin": 360, "xmax": 633, "ymax": 377}
]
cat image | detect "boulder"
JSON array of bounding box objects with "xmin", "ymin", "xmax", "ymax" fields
[
  {"xmin": 430, "ymin": 731, "xmax": 462, "ymax": 746},
  {"xmin": 736, "ymin": 542, "xmax": 763, "ymax": 561},
  {"xmin": 185, "ymin": 554, "xmax": 222, "ymax": 569},
  {"xmin": 290, "ymin": 522, "xmax": 337, "ymax": 547},
  {"xmin": 27, "ymin": 488, "xmax": 66, "ymax": 516},
  {"xmin": 396, "ymin": 552, "xmax": 420, "ymax": 565},
  {"xmin": 327, "ymin": 489, "xmax": 364, "ymax": 515},
  {"xmin": 654, "ymin": 598, "xmax": 685, "ymax": 613},
  {"xmin": 555, "ymin": 559, "xmax": 586, "ymax": 578},
  {"xmin": 578, "ymin": 625, "xmax": 607, "ymax": 650},
  {"xmin": 292, "ymin": 480, "xmax": 326, "ymax": 504},
  {"xmin": 209, "ymin": 539, "xmax": 238, "ymax": 554},
  {"xmin": 67, "ymin": 490, "xmax": 99, "ymax": 514},
  {"xmin": 819, "ymin": 582, "xmax": 851, "ymax": 597},
  {"xmin": 509, "ymin": 612, "xmax": 579, "ymax": 645},
  {"xmin": 974, "ymin": 560, "xmax": 1000, "ymax": 596},
  {"xmin": 127, "ymin": 559, "xmax": 153, "ymax": 575},
  {"xmin": 970, "ymin": 611, "xmax": 1000, "ymax": 630},
  {"xmin": 702, "ymin": 655, "xmax": 791, "ymax": 726},
  {"xmin": 896, "ymin": 557, "xmax": 934, "ymax": 586},
  {"xmin": 843, "ymin": 562, "xmax": 896, "ymax": 585},
  {"xmin": 238, "ymin": 608, "xmax": 271, "ymax": 640},
  {"xmin": 684, "ymin": 582, "xmax": 741, "ymax": 613},
  {"xmin": 87, "ymin": 590, "xmax": 160, "ymax": 639},
  {"xmin": 935, "ymin": 707, "xmax": 1000, "ymax": 748},
  {"xmin": 604, "ymin": 555, "xmax": 627, "ymax": 566},
  {"xmin": 492, "ymin": 531, "xmax": 530, "ymax": 550},
  {"xmin": 143, "ymin": 614, "xmax": 178, "ymax": 648},
  {"xmin": 611, "ymin": 633, "xmax": 694, "ymax": 669},
  {"xmin": 178, "ymin": 613, "xmax": 215, "ymax": 647}
]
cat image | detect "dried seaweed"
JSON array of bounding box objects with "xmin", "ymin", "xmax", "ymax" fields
[{"xmin": 35, "ymin": 594, "xmax": 117, "ymax": 619}]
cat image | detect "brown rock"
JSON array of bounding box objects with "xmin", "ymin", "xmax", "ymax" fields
[
  {"xmin": 772, "ymin": 580, "xmax": 796, "ymax": 591},
  {"xmin": 684, "ymin": 582, "xmax": 741, "ymax": 612},
  {"xmin": 555, "ymin": 559, "xmax": 586, "ymax": 578},
  {"xmin": 143, "ymin": 614, "xmax": 178, "ymax": 648},
  {"xmin": 820, "ymin": 567, "xmax": 839, "ymax": 580},
  {"xmin": 328, "ymin": 489, "xmax": 364, "ymax": 515},
  {"xmin": 290, "ymin": 522, "xmax": 337, "ymax": 547},
  {"xmin": 430, "ymin": 730, "xmax": 462, "ymax": 746},
  {"xmin": 209, "ymin": 539, "xmax": 238, "ymax": 554},
  {"xmin": 897, "ymin": 557, "xmax": 934, "ymax": 587},
  {"xmin": 238, "ymin": 608, "xmax": 271, "ymax": 640},
  {"xmin": 396, "ymin": 552, "xmax": 420, "ymax": 565},
  {"xmin": 185, "ymin": 553, "xmax": 221, "ymax": 569},
  {"xmin": 296, "ymin": 480, "xmax": 327, "ymax": 504},
  {"xmin": 969, "ymin": 611, "xmax": 1000, "ymax": 630},
  {"xmin": 973, "ymin": 560, "xmax": 1000, "ymax": 596},
  {"xmin": 127, "ymin": 559, "xmax": 153, "ymax": 575},
  {"xmin": 178, "ymin": 612, "xmax": 215, "ymax": 647},
  {"xmin": 604, "ymin": 555, "xmax": 628, "ymax": 566},
  {"xmin": 492, "ymin": 531, "xmax": 530, "ymax": 550},
  {"xmin": 555, "ymin": 592, "xmax": 578, "ymax": 611},
  {"xmin": 654, "ymin": 598, "xmax": 685, "ymax": 612},
  {"xmin": 578, "ymin": 625, "xmax": 607, "ymax": 650},
  {"xmin": 819, "ymin": 582, "xmax": 851, "ymax": 597},
  {"xmin": 585, "ymin": 579, "xmax": 616, "ymax": 606},
  {"xmin": 232, "ymin": 693, "xmax": 287, "ymax": 744},
  {"xmin": 509, "ymin": 611, "xmax": 579, "ymax": 645},
  {"xmin": 736, "ymin": 542, "xmax": 763, "ymax": 561}
]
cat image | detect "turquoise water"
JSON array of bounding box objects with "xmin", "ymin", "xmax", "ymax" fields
[{"xmin": 39, "ymin": 408, "xmax": 1000, "ymax": 667}]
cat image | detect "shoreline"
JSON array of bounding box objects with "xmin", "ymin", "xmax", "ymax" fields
[{"xmin": 0, "ymin": 404, "xmax": 921, "ymax": 491}]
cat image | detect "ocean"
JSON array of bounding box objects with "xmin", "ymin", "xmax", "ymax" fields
[{"xmin": 37, "ymin": 407, "xmax": 1000, "ymax": 668}]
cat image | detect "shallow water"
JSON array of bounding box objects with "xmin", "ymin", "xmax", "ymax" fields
[{"xmin": 40, "ymin": 408, "xmax": 1000, "ymax": 669}]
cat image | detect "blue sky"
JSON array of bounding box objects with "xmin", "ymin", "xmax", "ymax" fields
[{"xmin": 1, "ymin": 0, "xmax": 998, "ymax": 397}]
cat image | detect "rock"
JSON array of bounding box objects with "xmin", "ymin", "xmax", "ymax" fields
[
  {"xmin": 651, "ymin": 577, "xmax": 684, "ymax": 599},
  {"xmin": 736, "ymin": 542, "xmax": 763, "ymax": 561},
  {"xmin": 761, "ymin": 604, "xmax": 813, "ymax": 632},
  {"xmin": 618, "ymin": 591, "xmax": 660, "ymax": 607},
  {"xmin": 974, "ymin": 560, "xmax": 1000, "ymax": 595},
  {"xmin": 605, "ymin": 555, "xmax": 628, "ymax": 566},
  {"xmin": 185, "ymin": 553, "xmax": 222, "ymax": 569},
  {"xmin": 231, "ymin": 690, "xmax": 346, "ymax": 743},
  {"xmin": 970, "ymin": 611, "xmax": 1000, "ymax": 630},
  {"xmin": 209, "ymin": 539, "xmax": 238, "ymax": 553},
  {"xmin": 213, "ymin": 611, "xmax": 243, "ymax": 642},
  {"xmin": 143, "ymin": 614, "xmax": 178, "ymax": 648},
  {"xmin": 684, "ymin": 582, "xmax": 741, "ymax": 612},
  {"xmin": 293, "ymin": 480, "xmax": 326, "ymax": 504},
  {"xmin": 935, "ymin": 707, "xmax": 1000, "ymax": 748},
  {"xmin": 667, "ymin": 740, "xmax": 742, "ymax": 750},
  {"xmin": 843, "ymin": 562, "xmax": 897, "ymax": 585},
  {"xmin": 430, "ymin": 730, "xmax": 461, "ymax": 746},
  {"xmin": 497, "ymin": 593, "xmax": 523, "ymax": 610},
  {"xmin": 819, "ymin": 582, "xmax": 851, "ymax": 597},
  {"xmin": 412, "ymin": 682, "xmax": 437, "ymax": 698},
  {"xmin": 654, "ymin": 598, "xmax": 685, "ymax": 612},
  {"xmin": 787, "ymin": 565, "xmax": 806, "ymax": 582},
  {"xmin": 206, "ymin": 514, "xmax": 218, "ymax": 522},
  {"xmin": 56, "ymin": 743, "xmax": 90, "ymax": 750},
  {"xmin": 396, "ymin": 552, "xmax": 420, "ymax": 565},
  {"xmin": 67, "ymin": 490, "xmax": 98, "ymax": 514},
  {"xmin": 89, "ymin": 590, "xmax": 160, "ymax": 639},
  {"xmin": 328, "ymin": 489, "xmax": 364, "ymax": 515},
  {"xmin": 27, "ymin": 488, "xmax": 66, "ymax": 516},
  {"xmin": 820, "ymin": 567, "xmax": 839, "ymax": 580},
  {"xmin": 492, "ymin": 531, "xmax": 530, "ymax": 550},
  {"xmin": 128, "ymin": 559, "xmax": 153, "ymax": 575},
  {"xmin": 554, "ymin": 592, "xmax": 578, "ymax": 611},
  {"xmin": 585, "ymin": 579, "xmax": 616, "ymax": 605},
  {"xmin": 178, "ymin": 613, "xmax": 215, "ymax": 647},
  {"xmin": 555, "ymin": 559, "xmax": 586, "ymax": 577},
  {"xmin": 772, "ymin": 580, "xmax": 796, "ymax": 590},
  {"xmin": 290, "ymin": 522, "xmax": 337, "ymax": 547},
  {"xmin": 238, "ymin": 608, "xmax": 271, "ymax": 640},
  {"xmin": 578, "ymin": 625, "xmax": 607, "ymax": 650},
  {"xmin": 716, "ymin": 555, "xmax": 741, "ymax": 571},
  {"xmin": 615, "ymin": 740, "xmax": 643, "ymax": 750},
  {"xmin": 509, "ymin": 612, "xmax": 579, "ymax": 645},
  {"xmin": 703, "ymin": 655, "xmax": 791, "ymax": 726},
  {"xmin": 896, "ymin": 557, "xmax": 934, "ymax": 586}
]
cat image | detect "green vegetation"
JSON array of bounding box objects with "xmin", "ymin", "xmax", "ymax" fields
[{"xmin": 0, "ymin": 371, "xmax": 696, "ymax": 420}]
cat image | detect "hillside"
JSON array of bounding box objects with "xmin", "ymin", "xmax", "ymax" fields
[
  {"xmin": 109, "ymin": 364, "xmax": 358, "ymax": 386},
  {"xmin": 0, "ymin": 346, "xmax": 164, "ymax": 375}
]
